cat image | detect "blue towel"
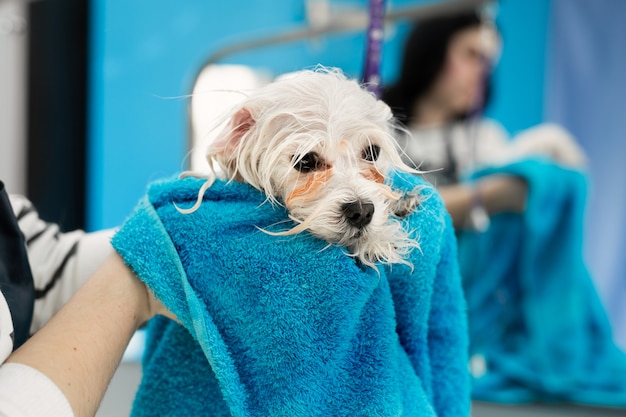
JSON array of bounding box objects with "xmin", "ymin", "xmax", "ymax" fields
[
  {"xmin": 458, "ymin": 158, "xmax": 626, "ymax": 406},
  {"xmin": 111, "ymin": 172, "xmax": 469, "ymax": 417}
]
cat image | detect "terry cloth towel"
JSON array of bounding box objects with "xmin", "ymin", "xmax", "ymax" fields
[
  {"xmin": 458, "ymin": 158, "xmax": 626, "ymax": 406},
  {"xmin": 111, "ymin": 173, "xmax": 469, "ymax": 417}
]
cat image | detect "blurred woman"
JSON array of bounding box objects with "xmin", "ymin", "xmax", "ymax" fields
[
  {"xmin": 383, "ymin": 10, "xmax": 626, "ymax": 407},
  {"xmin": 384, "ymin": 11, "xmax": 584, "ymax": 230}
]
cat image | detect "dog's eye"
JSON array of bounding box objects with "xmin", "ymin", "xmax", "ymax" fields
[
  {"xmin": 363, "ymin": 144, "xmax": 381, "ymax": 162},
  {"xmin": 294, "ymin": 152, "xmax": 322, "ymax": 173}
]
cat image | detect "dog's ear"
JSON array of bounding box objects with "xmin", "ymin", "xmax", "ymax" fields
[{"xmin": 207, "ymin": 107, "xmax": 255, "ymax": 160}]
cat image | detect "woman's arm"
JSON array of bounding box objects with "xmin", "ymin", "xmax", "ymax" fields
[
  {"xmin": 5, "ymin": 252, "xmax": 169, "ymax": 417},
  {"xmin": 438, "ymin": 175, "xmax": 527, "ymax": 230}
]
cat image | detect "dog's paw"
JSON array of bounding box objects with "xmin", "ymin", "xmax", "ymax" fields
[{"xmin": 390, "ymin": 192, "xmax": 420, "ymax": 219}]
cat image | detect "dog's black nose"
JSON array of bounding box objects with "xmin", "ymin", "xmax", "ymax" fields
[{"xmin": 342, "ymin": 201, "xmax": 375, "ymax": 229}]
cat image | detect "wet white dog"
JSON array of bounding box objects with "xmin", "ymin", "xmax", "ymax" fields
[{"xmin": 180, "ymin": 68, "xmax": 421, "ymax": 267}]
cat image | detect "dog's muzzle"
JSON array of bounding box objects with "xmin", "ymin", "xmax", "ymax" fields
[{"xmin": 342, "ymin": 200, "xmax": 375, "ymax": 229}]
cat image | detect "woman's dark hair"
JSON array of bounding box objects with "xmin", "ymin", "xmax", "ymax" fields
[{"xmin": 382, "ymin": 10, "xmax": 491, "ymax": 125}]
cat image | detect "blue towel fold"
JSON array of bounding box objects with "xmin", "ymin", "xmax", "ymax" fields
[
  {"xmin": 458, "ymin": 158, "xmax": 626, "ymax": 406},
  {"xmin": 111, "ymin": 172, "xmax": 469, "ymax": 417}
]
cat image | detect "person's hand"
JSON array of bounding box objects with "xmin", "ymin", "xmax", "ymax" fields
[
  {"xmin": 438, "ymin": 175, "xmax": 527, "ymax": 230},
  {"xmin": 143, "ymin": 285, "xmax": 177, "ymax": 324},
  {"xmin": 477, "ymin": 175, "xmax": 528, "ymax": 214},
  {"xmin": 92, "ymin": 253, "xmax": 177, "ymax": 328},
  {"xmin": 114, "ymin": 254, "xmax": 177, "ymax": 326}
]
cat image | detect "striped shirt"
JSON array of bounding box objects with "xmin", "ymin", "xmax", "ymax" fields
[
  {"xmin": 7, "ymin": 194, "xmax": 115, "ymax": 335},
  {"xmin": 0, "ymin": 195, "xmax": 114, "ymax": 417}
]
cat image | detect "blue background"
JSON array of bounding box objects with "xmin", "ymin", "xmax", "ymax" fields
[
  {"xmin": 545, "ymin": 0, "xmax": 626, "ymax": 347},
  {"xmin": 88, "ymin": 0, "xmax": 624, "ymax": 345}
]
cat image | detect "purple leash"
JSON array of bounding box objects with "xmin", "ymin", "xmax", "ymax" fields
[{"xmin": 362, "ymin": 0, "xmax": 387, "ymax": 99}]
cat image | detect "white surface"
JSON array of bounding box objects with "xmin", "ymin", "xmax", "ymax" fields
[
  {"xmin": 0, "ymin": 1, "xmax": 28, "ymax": 194},
  {"xmin": 96, "ymin": 361, "xmax": 142, "ymax": 417},
  {"xmin": 189, "ymin": 64, "xmax": 270, "ymax": 172}
]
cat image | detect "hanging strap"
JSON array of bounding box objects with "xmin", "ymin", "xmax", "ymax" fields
[{"xmin": 362, "ymin": 0, "xmax": 386, "ymax": 98}]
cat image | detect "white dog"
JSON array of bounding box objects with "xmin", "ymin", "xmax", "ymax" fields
[{"xmin": 180, "ymin": 68, "xmax": 421, "ymax": 267}]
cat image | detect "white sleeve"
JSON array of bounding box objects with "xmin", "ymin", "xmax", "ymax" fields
[
  {"xmin": 28, "ymin": 229, "xmax": 115, "ymax": 333},
  {"xmin": 507, "ymin": 123, "xmax": 587, "ymax": 168},
  {"xmin": 0, "ymin": 363, "xmax": 75, "ymax": 417},
  {"xmin": 472, "ymin": 119, "xmax": 511, "ymax": 167},
  {"xmin": 0, "ymin": 294, "xmax": 14, "ymax": 363},
  {"xmin": 450, "ymin": 119, "xmax": 511, "ymax": 176}
]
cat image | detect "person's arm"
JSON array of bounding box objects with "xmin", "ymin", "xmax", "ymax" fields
[
  {"xmin": 5, "ymin": 252, "xmax": 169, "ymax": 417},
  {"xmin": 438, "ymin": 175, "xmax": 527, "ymax": 230}
]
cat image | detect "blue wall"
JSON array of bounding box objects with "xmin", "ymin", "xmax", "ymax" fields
[
  {"xmin": 545, "ymin": 0, "xmax": 626, "ymax": 347},
  {"xmin": 88, "ymin": 0, "xmax": 424, "ymax": 230},
  {"xmin": 484, "ymin": 0, "xmax": 550, "ymax": 134}
]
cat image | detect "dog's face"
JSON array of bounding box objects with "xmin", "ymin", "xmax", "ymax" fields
[{"xmin": 206, "ymin": 69, "xmax": 420, "ymax": 267}]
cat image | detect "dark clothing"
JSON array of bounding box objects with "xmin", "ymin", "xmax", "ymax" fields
[{"xmin": 0, "ymin": 181, "xmax": 34, "ymax": 350}]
